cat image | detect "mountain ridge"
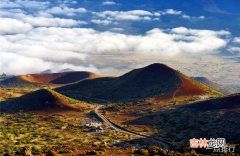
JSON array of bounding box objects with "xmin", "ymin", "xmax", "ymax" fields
[
  {"xmin": 0, "ymin": 89, "xmax": 91, "ymax": 113},
  {"xmin": 1, "ymin": 71, "xmax": 101, "ymax": 87},
  {"xmin": 192, "ymin": 77, "xmax": 234, "ymax": 95},
  {"xmin": 56, "ymin": 63, "xmax": 223, "ymax": 102}
]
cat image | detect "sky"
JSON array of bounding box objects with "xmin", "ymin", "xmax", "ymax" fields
[{"xmin": 0, "ymin": 0, "xmax": 240, "ymax": 86}]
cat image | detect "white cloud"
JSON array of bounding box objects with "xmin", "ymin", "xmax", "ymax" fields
[
  {"xmin": 0, "ymin": 26, "xmax": 231, "ymax": 75},
  {"xmin": 154, "ymin": 12, "xmax": 161, "ymax": 16},
  {"xmin": 1, "ymin": 35, "xmax": 89, "ymax": 62},
  {"xmin": 61, "ymin": 0, "xmax": 78, "ymax": 4},
  {"xmin": 3, "ymin": 26, "xmax": 229, "ymax": 55},
  {"xmin": 182, "ymin": 14, "xmax": 190, "ymax": 19},
  {"xmin": 165, "ymin": 9, "xmax": 182, "ymax": 15},
  {"xmin": 126, "ymin": 10, "xmax": 153, "ymax": 16},
  {"xmin": 230, "ymin": 47, "xmax": 240, "ymax": 53},
  {"xmin": 91, "ymin": 19, "xmax": 111, "ymax": 25},
  {"xmin": 153, "ymin": 18, "xmax": 160, "ymax": 21},
  {"xmin": 182, "ymin": 14, "xmax": 205, "ymax": 20},
  {"xmin": 143, "ymin": 16, "xmax": 151, "ymax": 20},
  {"xmin": 93, "ymin": 10, "xmax": 153, "ymax": 21},
  {"xmin": 0, "ymin": 9, "xmax": 87, "ymax": 27},
  {"xmin": 0, "ymin": 18, "xmax": 32, "ymax": 34},
  {"xmin": 0, "ymin": 0, "xmax": 21, "ymax": 8},
  {"xmin": 171, "ymin": 27, "xmax": 188, "ymax": 34},
  {"xmin": 102, "ymin": 1, "xmax": 116, "ymax": 5},
  {"xmin": 15, "ymin": 0, "xmax": 50, "ymax": 9},
  {"xmin": 45, "ymin": 7, "xmax": 87, "ymax": 15},
  {"xmin": 233, "ymin": 37, "xmax": 240, "ymax": 43},
  {"xmin": 0, "ymin": 0, "xmax": 50, "ymax": 9},
  {"xmin": 36, "ymin": 12, "xmax": 53, "ymax": 18},
  {"xmin": 7, "ymin": 9, "xmax": 26, "ymax": 13},
  {"xmin": 66, "ymin": 12, "xmax": 76, "ymax": 16},
  {"xmin": 0, "ymin": 52, "xmax": 98, "ymax": 75},
  {"xmin": 110, "ymin": 28, "xmax": 124, "ymax": 31},
  {"xmin": 92, "ymin": 9, "xmax": 192, "ymax": 22},
  {"xmin": 115, "ymin": 14, "xmax": 141, "ymax": 20},
  {"xmin": 22, "ymin": 16, "xmax": 88, "ymax": 27}
]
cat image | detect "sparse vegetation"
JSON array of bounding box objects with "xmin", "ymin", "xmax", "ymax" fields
[
  {"xmin": 0, "ymin": 112, "xmax": 136, "ymax": 155},
  {"xmin": 1, "ymin": 63, "xmax": 239, "ymax": 156}
]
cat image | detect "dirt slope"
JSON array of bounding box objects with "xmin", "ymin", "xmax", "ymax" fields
[
  {"xmin": 1, "ymin": 89, "xmax": 91, "ymax": 113},
  {"xmin": 50, "ymin": 72, "xmax": 101, "ymax": 84},
  {"xmin": 56, "ymin": 63, "xmax": 222, "ymax": 102},
  {"xmin": 1, "ymin": 71, "xmax": 101, "ymax": 86}
]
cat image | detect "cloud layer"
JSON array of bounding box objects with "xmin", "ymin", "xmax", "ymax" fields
[
  {"xmin": 0, "ymin": 17, "xmax": 32, "ymax": 34},
  {"xmin": 1, "ymin": 26, "xmax": 230, "ymax": 74},
  {"xmin": 0, "ymin": 0, "xmax": 235, "ymax": 76},
  {"xmin": 0, "ymin": 52, "xmax": 98, "ymax": 75},
  {"xmin": 102, "ymin": 1, "xmax": 116, "ymax": 5}
]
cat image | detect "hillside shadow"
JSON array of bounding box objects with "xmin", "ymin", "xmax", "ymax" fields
[{"xmin": 120, "ymin": 94, "xmax": 240, "ymax": 150}]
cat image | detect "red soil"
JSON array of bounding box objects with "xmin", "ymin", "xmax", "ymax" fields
[
  {"xmin": 2, "ymin": 71, "xmax": 101, "ymax": 86},
  {"xmin": 174, "ymin": 75, "xmax": 206, "ymax": 97},
  {"xmin": 13, "ymin": 92, "xmax": 29, "ymax": 95},
  {"xmin": 29, "ymin": 109, "xmax": 81, "ymax": 115},
  {"xmin": 154, "ymin": 73, "xmax": 207, "ymax": 101},
  {"xmin": 18, "ymin": 73, "xmax": 69, "ymax": 84}
]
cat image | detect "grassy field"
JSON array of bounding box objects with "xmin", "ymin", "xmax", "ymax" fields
[
  {"xmin": 0, "ymin": 111, "xmax": 152, "ymax": 156},
  {"xmin": 0, "ymin": 64, "xmax": 239, "ymax": 155},
  {"xmin": 101, "ymin": 94, "xmax": 240, "ymax": 149}
]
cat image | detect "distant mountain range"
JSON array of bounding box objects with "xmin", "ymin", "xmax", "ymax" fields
[
  {"xmin": 1, "ymin": 71, "xmax": 101, "ymax": 87},
  {"xmin": 192, "ymin": 77, "xmax": 235, "ymax": 95},
  {"xmin": 40, "ymin": 68, "xmax": 75, "ymax": 73}
]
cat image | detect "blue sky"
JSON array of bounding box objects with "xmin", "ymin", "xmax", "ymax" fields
[{"xmin": 0, "ymin": 0, "xmax": 240, "ymax": 83}]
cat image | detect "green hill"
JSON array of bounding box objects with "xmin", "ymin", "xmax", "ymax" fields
[
  {"xmin": 1, "ymin": 89, "xmax": 91, "ymax": 113},
  {"xmin": 56, "ymin": 63, "xmax": 223, "ymax": 102}
]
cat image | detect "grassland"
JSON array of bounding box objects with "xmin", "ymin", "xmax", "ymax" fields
[
  {"xmin": 0, "ymin": 89, "xmax": 97, "ymax": 114},
  {"xmin": 56, "ymin": 63, "xmax": 183, "ymax": 102},
  {"xmin": 0, "ymin": 64, "xmax": 239, "ymax": 155},
  {"xmin": 101, "ymin": 94, "xmax": 240, "ymax": 149},
  {"xmin": 0, "ymin": 112, "xmax": 152, "ymax": 156}
]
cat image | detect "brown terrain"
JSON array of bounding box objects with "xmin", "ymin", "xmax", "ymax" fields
[
  {"xmin": 183, "ymin": 93, "xmax": 240, "ymax": 111},
  {"xmin": 56, "ymin": 63, "xmax": 222, "ymax": 102},
  {"xmin": 1, "ymin": 89, "xmax": 93, "ymax": 114},
  {"xmin": 54, "ymin": 63, "xmax": 227, "ymax": 147},
  {"xmin": 1, "ymin": 71, "xmax": 101, "ymax": 88},
  {"xmin": 1, "ymin": 63, "xmax": 239, "ymax": 156},
  {"xmin": 103, "ymin": 90, "xmax": 240, "ymax": 147},
  {"xmin": 0, "ymin": 90, "xmax": 28, "ymax": 101}
]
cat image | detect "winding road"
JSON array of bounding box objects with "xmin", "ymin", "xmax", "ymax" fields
[{"xmin": 67, "ymin": 93, "xmax": 171, "ymax": 150}]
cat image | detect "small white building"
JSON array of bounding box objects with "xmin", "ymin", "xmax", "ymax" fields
[
  {"xmin": 86, "ymin": 122, "xmax": 102, "ymax": 127},
  {"xmin": 80, "ymin": 121, "xmax": 102, "ymax": 127}
]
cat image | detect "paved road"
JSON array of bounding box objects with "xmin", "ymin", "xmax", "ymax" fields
[{"xmin": 66, "ymin": 93, "xmax": 171, "ymax": 150}]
